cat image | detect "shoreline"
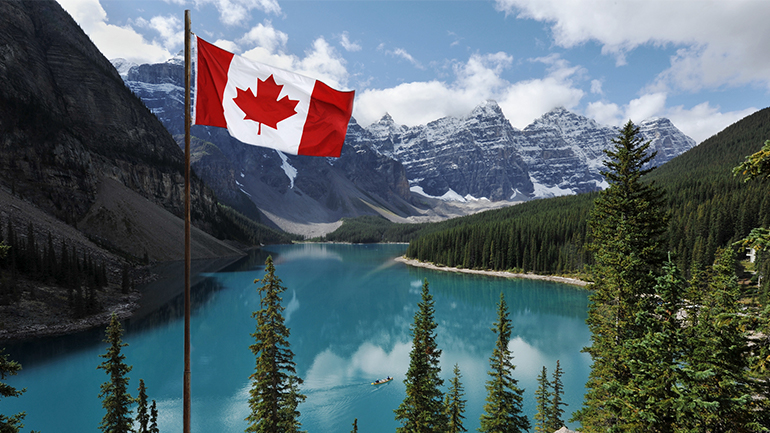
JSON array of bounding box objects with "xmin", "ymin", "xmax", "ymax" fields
[
  {"xmin": 394, "ymin": 256, "xmax": 590, "ymax": 287},
  {"xmin": 0, "ymin": 254, "xmax": 246, "ymax": 343}
]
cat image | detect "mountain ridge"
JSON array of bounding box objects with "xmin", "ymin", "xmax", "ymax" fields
[{"xmin": 116, "ymin": 56, "xmax": 696, "ymax": 234}]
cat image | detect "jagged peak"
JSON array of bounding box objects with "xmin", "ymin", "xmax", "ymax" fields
[
  {"xmin": 527, "ymin": 106, "xmax": 599, "ymax": 131},
  {"xmin": 366, "ymin": 112, "xmax": 405, "ymax": 138},
  {"xmin": 167, "ymin": 50, "xmax": 185, "ymax": 66},
  {"xmin": 468, "ymin": 100, "xmax": 504, "ymax": 119},
  {"xmin": 377, "ymin": 112, "xmax": 396, "ymax": 124}
]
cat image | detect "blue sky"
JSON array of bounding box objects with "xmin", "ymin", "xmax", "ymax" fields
[{"xmin": 58, "ymin": 0, "xmax": 770, "ymax": 143}]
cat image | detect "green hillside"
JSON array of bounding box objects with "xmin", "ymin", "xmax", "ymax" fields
[{"xmin": 360, "ymin": 107, "xmax": 770, "ymax": 279}]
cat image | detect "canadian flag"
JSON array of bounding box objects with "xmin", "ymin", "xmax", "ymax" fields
[{"xmin": 193, "ymin": 37, "xmax": 355, "ymax": 157}]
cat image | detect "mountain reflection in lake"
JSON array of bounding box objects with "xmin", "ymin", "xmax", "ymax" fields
[{"xmin": 1, "ymin": 243, "xmax": 590, "ymax": 433}]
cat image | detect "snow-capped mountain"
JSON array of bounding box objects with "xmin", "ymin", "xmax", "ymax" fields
[
  {"xmin": 358, "ymin": 101, "xmax": 532, "ymax": 201},
  {"xmin": 359, "ymin": 102, "xmax": 696, "ymax": 200},
  {"xmin": 113, "ymin": 57, "xmax": 697, "ymax": 233}
]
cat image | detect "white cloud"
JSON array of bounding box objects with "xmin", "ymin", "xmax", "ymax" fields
[
  {"xmin": 585, "ymin": 100, "xmax": 621, "ymax": 126},
  {"xmin": 497, "ymin": 75, "xmax": 584, "ymax": 129},
  {"xmin": 354, "ymin": 52, "xmax": 583, "ymax": 129},
  {"xmin": 626, "ymin": 92, "xmax": 667, "ymax": 124},
  {"xmin": 388, "ymin": 48, "xmax": 423, "ymax": 69},
  {"xmin": 238, "ymin": 22, "xmax": 349, "ymax": 89},
  {"xmin": 210, "ymin": 38, "xmax": 239, "ymax": 53},
  {"xmin": 339, "ymin": 31, "xmax": 362, "ymax": 52},
  {"xmin": 57, "ymin": 0, "xmax": 172, "ymax": 64},
  {"xmin": 585, "ymin": 94, "xmax": 757, "ymax": 143},
  {"xmin": 590, "ymin": 79, "xmax": 603, "ymax": 95},
  {"xmin": 239, "ymin": 20, "xmax": 288, "ymax": 53},
  {"xmin": 666, "ymin": 103, "xmax": 757, "ymax": 144},
  {"xmin": 134, "ymin": 15, "xmax": 183, "ymax": 52},
  {"xmin": 197, "ymin": 0, "xmax": 282, "ymax": 26},
  {"xmin": 495, "ymin": 0, "xmax": 770, "ymax": 91}
]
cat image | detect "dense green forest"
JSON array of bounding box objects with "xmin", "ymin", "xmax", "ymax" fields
[
  {"xmin": 323, "ymin": 107, "xmax": 770, "ymax": 287},
  {"xmin": 316, "ymin": 215, "xmax": 430, "ymax": 244}
]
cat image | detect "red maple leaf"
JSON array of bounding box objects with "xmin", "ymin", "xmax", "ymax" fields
[{"xmin": 233, "ymin": 74, "xmax": 299, "ymax": 135}]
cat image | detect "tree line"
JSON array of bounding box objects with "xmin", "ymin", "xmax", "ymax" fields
[
  {"xmin": 337, "ymin": 108, "xmax": 770, "ymax": 292},
  {"xmin": 0, "ymin": 218, "xmax": 114, "ymax": 318}
]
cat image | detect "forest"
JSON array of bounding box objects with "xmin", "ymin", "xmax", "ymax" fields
[{"xmin": 321, "ymin": 107, "xmax": 770, "ymax": 295}]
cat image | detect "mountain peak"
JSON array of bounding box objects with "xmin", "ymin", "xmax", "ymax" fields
[
  {"xmin": 527, "ymin": 106, "xmax": 600, "ymax": 132},
  {"xmin": 378, "ymin": 112, "xmax": 396, "ymax": 124},
  {"xmin": 367, "ymin": 112, "xmax": 404, "ymax": 139},
  {"xmin": 469, "ymin": 100, "xmax": 504, "ymax": 119}
]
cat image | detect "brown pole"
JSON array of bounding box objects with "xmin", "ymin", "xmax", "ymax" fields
[{"xmin": 183, "ymin": 9, "xmax": 192, "ymax": 433}]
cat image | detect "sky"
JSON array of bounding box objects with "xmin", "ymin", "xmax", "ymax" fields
[{"xmin": 56, "ymin": 0, "xmax": 770, "ymax": 144}]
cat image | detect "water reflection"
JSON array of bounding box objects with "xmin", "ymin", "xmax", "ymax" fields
[{"xmin": 2, "ymin": 244, "xmax": 591, "ymax": 433}]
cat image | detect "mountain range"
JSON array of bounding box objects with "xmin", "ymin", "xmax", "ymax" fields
[{"xmin": 115, "ymin": 56, "xmax": 696, "ymax": 236}]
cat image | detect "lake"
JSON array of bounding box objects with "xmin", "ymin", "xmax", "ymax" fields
[{"xmin": 1, "ymin": 243, "xmax": 591, "ymax": 432}]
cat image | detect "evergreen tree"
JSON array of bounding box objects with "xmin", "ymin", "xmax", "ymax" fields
[
  {"xmin": 444, "ymin": 364, "xmax": 467, "ymax": 433},
  {"xmin": 246, "ymin": 256, "xmax": 305, "ymax": 433},
  {"xmin": 547, "ymin": 360, "xmax": 566, "ymax": 432},
  {"xmin": 620, "ymin": 260, "xmax": 684, "ymax": 432},
  {"xmin": 733, "ymin": 139, "xmax": 770, "ymax": 260},
  {"xmin": 136, "ymin": 379, "xmax": 150, "ymax": 433},
  {"xmin": 149, "ymin": 400, "xmax": 159, "ymax": 433},
  {"xmin": 479, "ymin": 293, "xmax": 529, "ymax": 433},
  {"xmin": 0, "ymin": 348, "xmax": 28, "ymax": 433},
  {"xmin": 533, "ymin": 366, "xmax": 551, "ymax": 433},
  {"xmin": 576, "ymin": 120, "xmax": 668, "ymax": 432},
  {"xmin": 394, "ymin": 279, "xmax": 446, "ymax": 433},
  {"xmin": 679, "ymin": 249, "xmax": 759, "ymax": 432},
  {"xmin": 351, "ymin": 418, "xmax": 358, "ymax": 433},
  {"xmin": 97, "ymin": 313, "xmax": 133, "ymax": 433}
]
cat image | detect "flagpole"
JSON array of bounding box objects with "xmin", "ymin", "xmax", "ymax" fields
[{"xmin": 183, "ymin": 9, "xmax": 192, "ymax": 433}]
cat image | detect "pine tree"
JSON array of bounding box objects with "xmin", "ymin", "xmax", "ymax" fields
[
  {"xmin": 679, "ymin": 249, "xmax": 759, "ymax": 432},
  {"xmin": 576, "ymin": 120, "xmax": 668, "ymax": 432},
  {"xmin": 136, "ymin": 379, "xmax": 150, "ymax": 433},
  {"xmin": 479, "ymin": 293, "xmax": 529, "ymax": 433},
  {"xmin": 620, "ymin": 260, "xmax": 684, "ymax": 432},
  {"xmin": 0, "ymin": 348, "xmax": 28, "ymax": 433},
  {"xmin": 149, "ymin": 400, "xmax": 159, "ymax": 433},
  {"xmin": 394, "ymin": 279, "xmax": 446, "ymax": 433},
  {"xmin": 97, "ymin": 313, "xmax": 133, "ymax": 433},
  {"xmin": 444, "ymin": 364, "xmax": 467, "ymax": 433},
  {"xmin": 351, "ymin": 418, "xmax": 358, "ymax": 433},
  {"xmin": 246, "ymin": 256, "xmax": 305, "ymax": 433},
  {"xmin": 533, "ymin": 366, "xmax": 551, "ymax": 433},
  {"xmin": 546, "ymin": 360, "xmax": 567, "ymax": 432}
]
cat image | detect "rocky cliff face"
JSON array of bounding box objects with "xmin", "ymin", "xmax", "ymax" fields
[{"xmin": 0, "ymin": 0, "xmax": 234, "ymax": 260}]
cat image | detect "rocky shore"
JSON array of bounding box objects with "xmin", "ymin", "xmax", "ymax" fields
[{"xmin": 394, "ymin": 256, "xmax": 590, "ymax": 287}]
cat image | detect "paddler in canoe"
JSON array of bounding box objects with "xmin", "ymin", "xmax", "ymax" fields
[{"xmin": 371, "ymin": 376, "xmax": 393, "ymax": 385}]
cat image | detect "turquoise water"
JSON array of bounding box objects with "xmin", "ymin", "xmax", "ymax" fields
[{"xmin": 1, "ymin": 243, "xmax": 591, "ymax": 432}]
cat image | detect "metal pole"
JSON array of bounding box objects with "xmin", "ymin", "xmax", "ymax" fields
[{"xmin": 183, "ymin": 9, "xmax": 192, "ymax": 433}]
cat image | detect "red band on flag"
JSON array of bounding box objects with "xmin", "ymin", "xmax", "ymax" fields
[
  {"xmin": 299, "ymin": 80, "xmax": 355, "ymax": 157},
  {"xmin": 195, "ymin": 38, "xmax": 234, "ymax": 128}
]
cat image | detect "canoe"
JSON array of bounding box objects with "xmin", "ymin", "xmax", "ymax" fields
[{"xmin": 371, "ymin": 377, "xmax": 393, "ymax": 385}]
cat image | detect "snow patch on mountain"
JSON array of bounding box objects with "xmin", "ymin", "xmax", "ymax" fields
[
  {"xmin": 410, "ymin": 185, "xmax": 489, "ymax": 202},
  {"xmin": 277, "ymin": 150, "xmax": 297, "ymax": 189}
]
